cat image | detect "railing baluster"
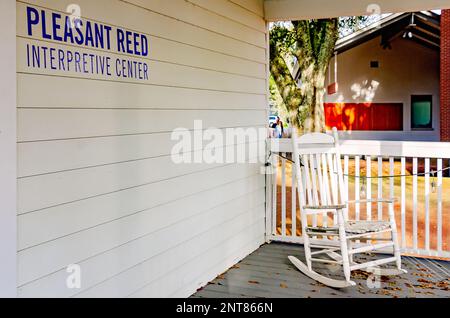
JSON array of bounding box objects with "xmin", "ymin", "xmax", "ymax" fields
[
  {"xmin": 389, "ymin": 157, "xmax": 395, "ymax": 200},
  {"xmin": 401, "ymin": 157, "xmax": 406, "ymax": 249},
  {"xmin": 281, "ymin": 155, "xmax": 287, "ymax": 237},
  {"xmin": 389, "ymin": 157, "xmax": 395, "ymax": 237},
  {"xmin": 425, "ymin": 158, "xmax": 430, "ymax": 251},
  {"xmin": 366, "ymin": 156, "xmax": 372, "ymax": 221},
  {"xmin": 437, "ymin": 159, "xmax": 443, "ymax": 253},
  {"xmin": 413, "ymin": 157, "xmax": 418, "ymax": 251},
  {"xmin": 378, "ymin": 157, "xmax": 383, "ymax": 220},
  {"xmin": 355, "ymin": 156, "xmax": 360, "ymax": 221},
  {"xmin": 344, "ymin": 155, "xmax": 349, "ymax": 220},
  {"xmin": 292, "ymin": 162, "xmax": 297, "ymax": 237},
  {"xmin": 272, "ymin": 154, "xmax": 278, "ymax": 236}
]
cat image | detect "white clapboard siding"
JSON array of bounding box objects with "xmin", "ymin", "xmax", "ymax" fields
[
  {"xmin": 17, "ymin": 15, "xmax": 264, "ymax": 80},
  {"xmin": 19, "ymin": 171, "xmax": 264, "ymax": 251},
  {"xmin": 17, "ymin": 0, "xmax": 268, "ymax": 297},
  {"xmin": 18, "ymin": 109, "xmax": 266, "ymax": 142},
  {"xmin": 18, "ymin": 74, "xmax": 267, "ymax": 110},
  {"xmin": 18, "ymin": 0, "xmax": 266, "ymax": 63},
  {"xmin": 187, "ymin": 0, "xmax": 266, "ymax": 32},
  {"xmin": 17, "ymin": 34, "xmax": 265, "ymax": 81},
  {"xmin": 19, "ymin": 213, "xmax": 265, "ymax": 298},
  {"xmin": 123, "ymin": 0, "xmax": 266, "ymax": 47},
  {"xmin": 17, "ymin": 39, "xmax": 266, "ymax": 93},
  {"xmin": 18, "ymin": 189, "xmax": 265, "ymax": 288},
  {"xmin": 150, "ymin": 232, "xmax": 264, "ymax": 298},
  {"xmin": 229, "ymin": 0, "xmax": 264, "ymax": 17},
  {"xmin": 19, "ymin": 142, "xmax": 264, "ymax": 214},
  {"xmin": 133, "ymin": 221, "xmax": 265, "ymax": 298},
  {"xmin": 18, "ymin": 130, "xmax": 265, "ymax": 177}
]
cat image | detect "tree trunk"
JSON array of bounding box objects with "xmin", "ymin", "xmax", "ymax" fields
[
  {"xmin": 295, "ymin": 64, "xmax": 327, "ymax": 133},
  {"xmin": 269, "ymin": 19, "xmax": 338, "ymax": 134},
  {"xmin": 312, "ymin": 70, "xmax": 326, "ymax": 132},
  {"xmin": 269, "ymin": 47, "xmax": 310, "ymax": 131}
]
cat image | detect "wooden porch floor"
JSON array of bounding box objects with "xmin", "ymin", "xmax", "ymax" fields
[{"xmin": 192, "ymin": 243, "xmax": 450, "ymax": 298}]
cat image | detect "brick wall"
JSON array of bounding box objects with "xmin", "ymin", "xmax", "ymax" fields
[{"xmin": 441, "ymin": 10, "xmax": 450, "ymax": 141}]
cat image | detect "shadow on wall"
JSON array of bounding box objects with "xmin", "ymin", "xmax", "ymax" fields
[{"xmin": 325, "ymin": 102, "xmax": 403, "ymax": 131}]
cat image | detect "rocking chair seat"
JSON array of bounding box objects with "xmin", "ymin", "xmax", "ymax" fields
[
  {"xmin": 306, "ymin": 220, "xmax": 391, "ymax": 235},
  {"xmin": 345, "ymin": 220, "xmax": 391, "ymax": 234}
]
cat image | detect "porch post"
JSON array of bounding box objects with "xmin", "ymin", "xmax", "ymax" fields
[
  {"xmin": 0, "ymin": 0, "xmax": 17, "ymax": 297},
  {"xmin": 441, "ymin": 10, "xmax": 450, "ymax": 141}
]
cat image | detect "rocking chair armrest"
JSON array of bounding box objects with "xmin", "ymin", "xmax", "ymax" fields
[{"xmin": 347, "ymin": 198, "xmax": 397, "ymax": 204}]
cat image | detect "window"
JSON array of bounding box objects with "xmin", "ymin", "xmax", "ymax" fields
[{"xmin": 411, "ymin": 95, "xmax": 433, "ymax": 130}]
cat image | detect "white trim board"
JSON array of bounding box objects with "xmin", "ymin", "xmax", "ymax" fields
[{"xmin": 0, "ymin": 0, "xmax": 17, "ymax": 298}]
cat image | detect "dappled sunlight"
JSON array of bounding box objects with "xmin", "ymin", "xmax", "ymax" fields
[
  {"xmin": 325, "ymin": 102, "xmax": 403, "ymax": 131},
  {"xmin": 351, "ymin": 79, "xmax": 380, "ymax": 102},
  {"xmin": 324, "ymin": 78, "xmax": 389, "ymax": 131}
]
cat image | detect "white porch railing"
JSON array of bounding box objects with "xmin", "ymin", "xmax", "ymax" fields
[{"xmin": 268, "ymin": 138, "xmax": 450, "ymax": 260}]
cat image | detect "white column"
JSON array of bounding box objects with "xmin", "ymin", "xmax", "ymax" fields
[{"xmin": 0, "ymin": 0, "xmax": 17, "ymax": 298}]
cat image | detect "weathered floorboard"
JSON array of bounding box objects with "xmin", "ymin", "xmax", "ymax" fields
[{"xmin": 192, "ymin": 243, "xmax": 450, "ymax": 298}]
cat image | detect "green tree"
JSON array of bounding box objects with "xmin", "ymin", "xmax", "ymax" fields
[{"xmin": 270, "ymin": 18, "xmax": 366, "ymax": 133}]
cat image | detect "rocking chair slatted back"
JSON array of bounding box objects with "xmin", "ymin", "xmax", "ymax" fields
[{"xmin": 291, "ymin": 128, "xmax": 348, "ymax": 222}]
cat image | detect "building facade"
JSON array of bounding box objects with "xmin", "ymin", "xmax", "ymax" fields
[
  {"xmin": 325, "ymin": 32, "xmax": 440, "ymax": 141},
  {"xmin": 1, "ymin": 0, "xmax": 449, "ymax": 298}
]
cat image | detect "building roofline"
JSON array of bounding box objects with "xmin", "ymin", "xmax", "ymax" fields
[{"xmin": 335, "ymin": 11, "xmax": 441, "ymax": 54}]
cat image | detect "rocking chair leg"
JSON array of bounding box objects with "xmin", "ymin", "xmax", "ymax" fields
[
  {"xmin": 303, "ymin": 232, "xmax": 313, "ymax": 271},
  {"xmin": 388, "ymin": 203, "xmax": 403, "ymax": 270},
  {"xmin": 337, "ymin": 210, "xmax": 351, "ymax": 282},
  {"xmin": 347, "ymin": 239, "xmax": 354, "ymax": 264}
]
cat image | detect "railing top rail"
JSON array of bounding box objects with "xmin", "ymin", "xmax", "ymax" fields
[{"xmin": 271, "ymin": 138, "xmax": 450, "ymax": 159}]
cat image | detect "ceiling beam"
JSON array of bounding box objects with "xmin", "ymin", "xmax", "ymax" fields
[
  {"xmin": 335, "ymin": 13, "xmax": 409, "ymax": 53},
  {"xmin": 410, "ymin": 37, "xmax": 440, "ymax": 51},
  {"xmin": 264, "ymin": 0, "xmax": 450, "ymax": 21},
  {"xmin": 413, "ymin": 26, "xmax": 441, "ymax": 41}
]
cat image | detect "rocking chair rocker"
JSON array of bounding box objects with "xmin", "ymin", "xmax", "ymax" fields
[{"xmin": 288, "ymin": 128, "xmax": 407, "ymax": 288}]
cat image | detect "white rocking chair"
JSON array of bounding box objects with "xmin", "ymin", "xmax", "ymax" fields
[{"xmin": 288, "ymin": 128, "xmax": 407, "ymax": 288}]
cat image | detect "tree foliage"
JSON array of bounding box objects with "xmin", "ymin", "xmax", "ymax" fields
[{"xmin": 270, "ymin": 17, "xmax": 367, "ymax": 133}]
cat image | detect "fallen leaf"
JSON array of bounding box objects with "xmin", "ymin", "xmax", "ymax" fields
[{"xmin": 437, "ymin": 280, "xmax": 449, "ymax": 290}]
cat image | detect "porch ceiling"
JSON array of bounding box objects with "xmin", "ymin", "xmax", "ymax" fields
[{"xmin": 264, "ymin": 0, "xmax": 450, "ymax": 21}]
